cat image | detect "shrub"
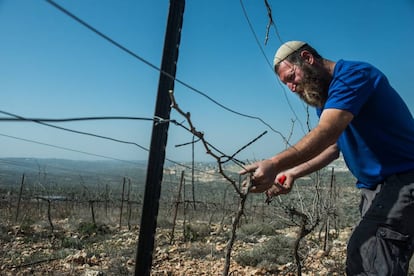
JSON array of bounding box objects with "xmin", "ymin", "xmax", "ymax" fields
[
  {"xmin": 184, "ymin": 223, "xmax": 210, "ymax": 242},
  {"xmin": 78, "ymin": 222, "xmax": 110, "ymax": 236},
  {"xmin": 185, "ymin": 242, "xmax": 220, "ymax": 259},
  {"xmin": 61, "ymin": 236, "xmax": 83, "ymax": 249},
  {"xmin": 235, "ymin": 235, "xmax": 294, "ymax": 267},
  {"xmin": 0, "ymin": 225, "xmax": 13, "ymax": 242},
  {"xmin": 239, "ymin": 223, "xmax": 275, "ymax": 236}
]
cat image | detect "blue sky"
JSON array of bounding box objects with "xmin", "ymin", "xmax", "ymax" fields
[{"xmin": 0, "ymin": 0, "xmax": 413, "ymax": 163}]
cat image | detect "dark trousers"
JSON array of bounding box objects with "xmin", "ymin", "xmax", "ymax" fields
[{"xmin": 346, "ymin": 171, "xmax": 414, "ymax": 275}]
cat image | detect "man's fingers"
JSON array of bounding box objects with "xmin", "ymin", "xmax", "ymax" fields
[
  {"xmin": 239, "ymin": 163, "xmax": 258, "ymax": 175},
  {"xmin": 266, "ymin": 183, "xmax": 287, "ymax": 198},
  {"xmin": 271, "ymin": 183, "xmax": 285, "ymax": 194},
  {"xmin": 239, "ymin": 169, "xmax": 249, "ymax": 175}
]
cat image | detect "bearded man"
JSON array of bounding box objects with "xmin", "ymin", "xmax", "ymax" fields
[{"xmin": 240, "ymin": 41, "xmax": 414, "ymax": 275}]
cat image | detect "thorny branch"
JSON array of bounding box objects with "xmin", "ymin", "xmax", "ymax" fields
[{"xmin": 169, "ymin": 90, "xmax": 265, "ymax": 275}]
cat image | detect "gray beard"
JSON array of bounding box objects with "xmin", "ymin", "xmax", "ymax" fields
[
  {"xmin": 297, "ymin": 64, "xmax": 330, "ymax": 108},
  {"xmin": 299, "ymin": 89, "xmax": 325, "ymax": 108}
]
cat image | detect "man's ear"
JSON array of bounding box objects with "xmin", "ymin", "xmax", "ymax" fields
[{"xmin": 300, "ymin": 50, "xmax": 314, "ymax": 65}]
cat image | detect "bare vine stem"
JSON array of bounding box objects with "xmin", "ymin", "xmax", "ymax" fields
[{"xmin": 169, "ymin": 90, "xmax": 263, "ymax": 275}]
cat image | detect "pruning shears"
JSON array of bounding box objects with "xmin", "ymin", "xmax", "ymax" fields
[{"xmin": 265, "ymin": 174, "xmax": 287, "ymax": 204}]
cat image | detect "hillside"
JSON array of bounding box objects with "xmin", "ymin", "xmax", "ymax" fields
[{"xmin": 0, "ymin": 157, "xmax": 371, "ymax": 275}]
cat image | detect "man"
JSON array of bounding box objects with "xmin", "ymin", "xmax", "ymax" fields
[{"xmin": 240, "ymin": 41, "xmax": 414, "ymax": 275}]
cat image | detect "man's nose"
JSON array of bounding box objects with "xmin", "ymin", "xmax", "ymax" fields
[{"xmin": 287, "ymin": 82, "xmax": 296, "ymax": 92}]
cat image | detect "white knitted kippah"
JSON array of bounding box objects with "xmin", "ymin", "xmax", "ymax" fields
[{"xmin": 273, "ymin": 41, "xmax": 306, "ymax": 68}]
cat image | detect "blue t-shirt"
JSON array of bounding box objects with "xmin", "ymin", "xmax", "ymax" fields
[{"xmin": 317, "ymin": 60, "xmax": 414, "ymax": 189}]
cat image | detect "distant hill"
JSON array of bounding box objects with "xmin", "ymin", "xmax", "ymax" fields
[
  {"xmin": 0, "ymin": 158, "xmax": 148, "ymax": 189},
  {"xmin": 0, "ymin": 157, "xmax": 146, "ymax": 173}
]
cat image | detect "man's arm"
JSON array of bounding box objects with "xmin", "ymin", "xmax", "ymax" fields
[
  {"xmin": 271, "ymin": 109, "xmax": 352, "ymax": 171},
  {"xmin": 286, "ymin": 143, "xmax": 340, "ymax": 179},
  {"xmin": 241, "ymin": 108, "xmax": 353, "ymax": 193}
]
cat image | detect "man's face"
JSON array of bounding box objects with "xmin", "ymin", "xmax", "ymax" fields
[{"xmin": 277, "ymin": 60, "xmax": 330, "ymax": 108}]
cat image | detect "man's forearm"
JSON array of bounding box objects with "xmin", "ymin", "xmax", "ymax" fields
[
  {"xmin": 269, "ymin": 109, "xmax": 352, "ymax": 172},
  {"xmin": 286, "ymin": 143, "xmax": 340, "ymax": 179}
]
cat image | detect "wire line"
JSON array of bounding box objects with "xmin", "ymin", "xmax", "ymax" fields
[
  {"xmin": 1, "ymin": 110, "xmax": 150, "ymax": 151},
  {"xmin": 239, "ymin": 0, "xmax": 307, "ymax": 135},
  {"xmin": 45, "ymin": 0, "xmax": 284, "ymax": 137},
  {"xmin": 0, "ymin": 131, "xmax": 219, "ymax": 176},
  {"xmin": 0, "ymin": 115, "xmax": 157, "ymax": 123},
  {"xmin": 0, "ymin": 108, "xmax": 223, "ymax": 174},
  {"xmin": 0, "ymin": 132, "xmax": 137, "ymax": 164}
]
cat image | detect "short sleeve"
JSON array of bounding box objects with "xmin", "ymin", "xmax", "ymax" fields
[{"xmin": 325, "ymin": 61, "xmax": 377, "ymax": 116}]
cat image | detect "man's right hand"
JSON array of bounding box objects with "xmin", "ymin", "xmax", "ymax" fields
[{"xmin": 239, "ymin": 159, "xmax": 279, "ymax": 193}]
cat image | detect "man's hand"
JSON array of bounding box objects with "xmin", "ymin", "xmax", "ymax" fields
[
  {"xmin": 265, "ymin": 172, "xmax": 294, "ymax": 199},
  {"xmin": 239, "ymin": 159, "xmax": 278, "ymax": 193}
]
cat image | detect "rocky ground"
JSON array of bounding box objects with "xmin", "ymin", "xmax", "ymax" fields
[{"xmin": 0, "ymin": 219, "xmax": 352, "ymax": 276}]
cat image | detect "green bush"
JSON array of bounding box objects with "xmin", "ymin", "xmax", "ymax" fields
[
  {"xmin": 235, "ymin": 235, "xmax": 294, "ymax": 267},
  {"xmin": 78, "ymin": 222, "xmax": 110, "ymax": 236},
  {"xmin": 61, "ymin": 236, "xmax": 83, "ymax": 249},
  {"xmin": 0, "ymin": 225, "xmax": 13, "ymax": 242},
  {"xmin": 184, "ymin": 223, "xmax": 210, "ymax": 242},
  {"xmin": 157, "ymin": 217, "xmax": 173, "ymax": 229},
  {"xmin": 239, "ymin": 223, "xmax": 275, "ymax": 236},
  {"xmin": 185, "ymin": 242, "xmax": 220, "ymax": 259}
]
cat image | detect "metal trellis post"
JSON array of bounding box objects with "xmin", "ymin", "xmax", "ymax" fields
[{"xmin": 135, "ymin": 0, "xmax": 185, "ymax": 275}]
